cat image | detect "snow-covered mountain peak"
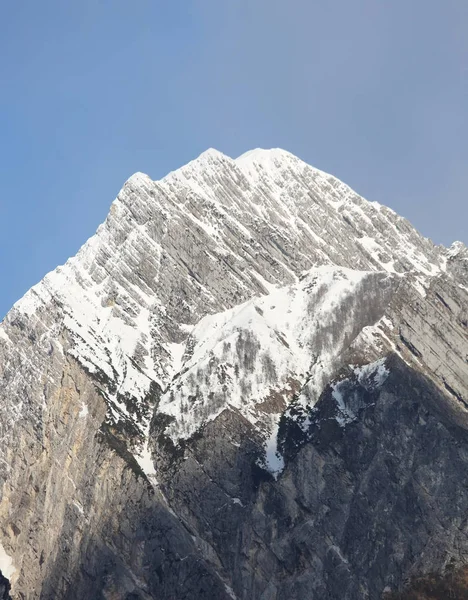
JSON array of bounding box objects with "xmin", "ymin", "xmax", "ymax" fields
[
  {"xmin": 1, "ymin": 147, "xmax": 453, "ymax": 468},
  {"xmin": 1, "ymin": 147, "xmax": 468, "ymax": 600}
]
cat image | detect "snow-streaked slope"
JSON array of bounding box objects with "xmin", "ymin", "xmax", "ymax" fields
[
  {"xmin": 159, "ymin": 267, "xmax": 399, "ymax": 451},
  {"xmin": 0, "ymin": 148, "xmax": 451, "ymax": 467}
]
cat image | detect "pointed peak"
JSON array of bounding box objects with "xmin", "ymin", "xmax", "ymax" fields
[
  {"xmin": 124, "ymin": 171, "xmax": 153, "ymax": 186},
  {"xmin": 447, "ymin": 241, "xmax": 468, "ymax": 259},
  {"xmin": 160, "ymin": 148, "xmax": 233, "ymax": 185},
  {"xmin": 196, "ymin": 148, "xmax": 230, "ymax": 161},
  {"xmin": 235, "ymin": 147, "xmax": 297, "ymax": 165}
]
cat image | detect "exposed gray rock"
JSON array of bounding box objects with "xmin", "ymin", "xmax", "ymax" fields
[{"xmin": 0, "ymin": 148, "xmax": 466, "ymax": 599}]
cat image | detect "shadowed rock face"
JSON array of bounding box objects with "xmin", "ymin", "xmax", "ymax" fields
[
  {"xmin": 0, "ymin": 149, "xmax": 466, "ymax": 599},
  {"xmin": 0, "ymin": 572, "xmax": 11, "ymax": 600},
  {"xmin": 154, "ymin": 356, "xmax": 468, "ymax": 600}
]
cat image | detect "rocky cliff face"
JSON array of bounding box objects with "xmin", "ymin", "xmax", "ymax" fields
[{"xmin": 0, "ymin": 148, "xmax": 467, "ymax": 599}]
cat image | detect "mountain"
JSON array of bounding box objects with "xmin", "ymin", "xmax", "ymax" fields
[{"xmin": 0, "ymin": 148, "xmax": 467, "ymax": 599}]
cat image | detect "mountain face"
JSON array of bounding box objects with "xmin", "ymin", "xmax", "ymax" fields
[{"xmin": 0, "ymin": 148, "xmax": 467, "ymax": 599}]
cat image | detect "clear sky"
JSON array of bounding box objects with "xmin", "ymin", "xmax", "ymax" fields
[{"xmin": 1, "ymin": 0, "xmax": 467, "ymax": 317}]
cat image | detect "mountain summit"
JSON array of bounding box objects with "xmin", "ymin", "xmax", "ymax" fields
[{"xmin": 0, "ymin": 149, "xmax": 467, "ymax": 599}]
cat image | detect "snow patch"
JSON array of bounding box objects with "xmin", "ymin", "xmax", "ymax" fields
[
  {"xmin": 72, "ymin": 500, "xmax": 84, "ymax": 515},
  {"xmin": 224, "ymin": 583, "xmax": 238, "ymax": 600},
  {"xmin": 332, "ymin": 384, "xmax": 356, "ymax": 428},
  {"xmin": 333, "ymin": 359, "xmax": 389, "ymax": 427},
  {"xmin": 354, "ymin": 358, "xmax": 389, "ymax": 389},
  {"xmin": 0, "ymin": 542, "xmax": 15, "ymax": 580},
  {"xmin": 135, "ymin": 441, "xmax": 158, "ymax": 484},
  {"xmin": 167, "ymin": 342, "xmax": 187, "ymax": 380},
  {"xmin": 263, "ymin": 420, "xmax": 285, "ymax": 479},
  {"xmin": 412, "ymin": 275, "xmax": 429, "ymax": 298}
]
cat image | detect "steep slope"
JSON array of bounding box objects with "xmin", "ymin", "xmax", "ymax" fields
[
  {"xmin": 156, "ymin": 266, "xmax": 399, "ymax": 472},
  {"xmin": 3, "ymin": 149, "xmax": 446, "ymax": 460},
  {"xmin": 151, "ymin": 267, "xmax": 468, "ymax": 600},
  {"xmin": 0, "ymin": 148, "xmax": 466, "ymax": 599}
]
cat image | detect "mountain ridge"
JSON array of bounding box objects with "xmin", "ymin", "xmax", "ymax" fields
[
  {"xmin": 0, "ymin": 148, "xmax": 467, "ymax": 599},
  {"xmin": 2, "ymin": 147, "xmax": 453, "ymax": 475}
]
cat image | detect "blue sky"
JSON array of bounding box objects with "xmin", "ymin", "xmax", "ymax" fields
[{"xmin": 1, "ymin": 0, "xmax": 467, "ymax": 317}]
